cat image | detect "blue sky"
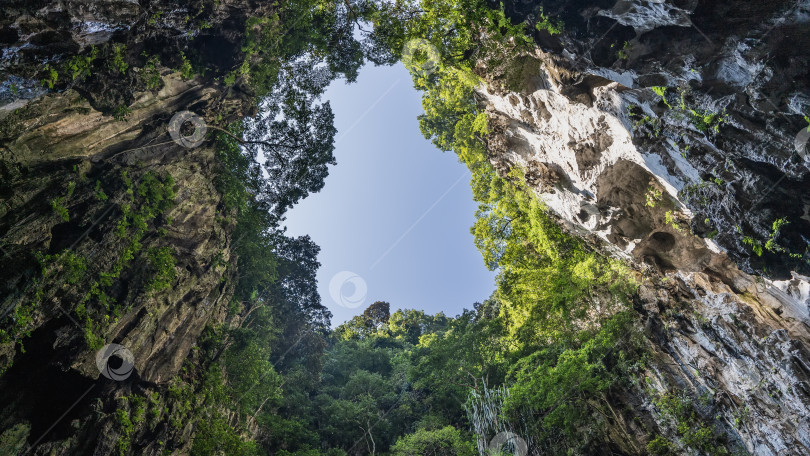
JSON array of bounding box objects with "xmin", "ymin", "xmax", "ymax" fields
[{"xmin": 283, "ymin": 62, "xmax": 496, "ymax": 325}]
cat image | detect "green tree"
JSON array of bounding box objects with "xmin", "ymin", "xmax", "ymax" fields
[
  {"xmin": 388, "ymin": 309, "xmax": 449, "ymax": 344},
  {"xmin": 390, "ymin": 426, "xmax": 476, "ymax": 456}
]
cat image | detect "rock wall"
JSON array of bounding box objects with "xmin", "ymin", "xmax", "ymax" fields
[
  {"xmin": 483, "ymin": 0, "xmax": 810, "ymax": 453},
  {"xmin": 494, "ymin": 0, "xmax": 810, "ymax": 279},
  {"xmin": 0, "ymin": 1, "xmax": 258, "ymax": 453},
  {"xmin": 1, "ymin": 0, "xmax": 809, "ymax": 454},
  {"xmin": 0, "ymin": 73, "xmax": 237, "ymax": 456}
]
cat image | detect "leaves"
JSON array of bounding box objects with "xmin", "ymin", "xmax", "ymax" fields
[{"xmin": 390, "ymin": 426, "xmax": 476, "ymax": 455}]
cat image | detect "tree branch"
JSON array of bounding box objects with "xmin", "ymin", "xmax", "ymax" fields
[{"xmin": 208, "ymin": 125, "xmax": 289, "ymax": 167}]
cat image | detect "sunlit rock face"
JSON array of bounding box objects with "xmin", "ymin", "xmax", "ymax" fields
[
  {"xmin": 491, "ymin": 0, "xmax": 810, "ymax": 280},
  {"xmin": 483, "ymin": 0, "xmax": 810, "ymax": 454}
]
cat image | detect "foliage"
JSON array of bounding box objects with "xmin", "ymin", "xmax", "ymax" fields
[
  {"xmin": 242, "ymin": 59, "xmax": 338, "ymax": 218},
  {"xmin": 505, "ymin": 312, "xmax": 637, "ymax": 451},
  {"xmin": 335, "ymin": 301, "xmax": 393, "ymax": 339},
  {"xmin": 140, "ymin": 53, "xmax": 162, "ymax": 89},
  {"xmin": 40, "ymin": 64, "xmax": 58, "ymax": 89},
  {"xmin": 95, "ymin": 180, "xmax": 108, "ymax": 201},
  {"xmin": 2, "ymin": 0, "xmax": 667, "ymax": 454},
  {"xmin": 689, "ymin": 108, "xmax": 726, "ymax": 133},
  {"xmin": 613, "ymin": 41, "xmax": 631, "ymax": 60},
  {"xmin": 0, "ymin": 423, "xmax": 29, "ymax": 454},
  {"xmin": 535, "ymin": 9, "xmax": 564, "ymax": 36},
  {"xmin": 647, "ymin": 435, "xmax": 676, "ymax": 455},
  {"xmin": 175, "ymin": 8, "xmax": 364, "ymax": 446},
  {"xmin": 390, "ymin": 426, "xmax": 476, "ymax": 455},
  {"xmin": 467, "ymin": 155, "xmax": 636, "ymax": 344},
  {"xmin": 213, "ymin": 128, "xmax": 280, "ymax": 297},
  {"xmin": 663, "ymin": 210, "xmax": 680, "ymax": 232},
  {"xmin": 646, "ymin": 186, "xmax": 663, "ymax": 207},
  {"xmin": 146, "ymin": 246, "xmax": 176, "ymax": 292},
  {"xmin": 764, "ymin": 217, "xmax": 789, "ymax": 254},
  {"xmin": 67, "ymin": 46, "xmax": 98, "ymax": 81},
  {"xmin": 148, "ymin": 11, "xmax": 163, "ymax": 25},
  {"xmin": 179, "ymin": 52, "xmax": 195, "ymax": 80},
  {"xmin": 191, "ymin": 412, "xmax": 259, "ymax": 456},
  {"xmin": 742, "ymin": 235, "xmax": 763, "ymax": 257},
  {"xmin": 653, "ymin": 391, "xmax": 732, "ymax": 455},
  {"xmin": 115, "ymin": 408, "xmax": 134, "ymax": 456},
  {"xmin": 110, "ymin": 44, "xmax": 129, "ymax": 74},
  {"xmin": 0, "ymin": 249, "xmax": 86, "ymax": 351},
  {"xmin": 652, "ymin": 86, "xmax": 673, "ymax": 109},
  {"xmin": 113, "ymin": 105, "xmax": 132, "ymax": 121},
  {"xmin": 50, "ymin": 197, "xmax": 70, "ymax": 221},
  {"xmin": 404, "ymin": 9, "xmax": 642, "ymax": 450},
  {"xmin": 73, "ymin": 170, "xmax": 176, "ymax": 348},
  {"xmin": 630, "ymin": 107, "xmax": 664, "ymax": 137}
]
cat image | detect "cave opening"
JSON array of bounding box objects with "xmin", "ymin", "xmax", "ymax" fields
[{"xmin": 282, "ymin": 62, "xmax": 496, "ymax": 324}]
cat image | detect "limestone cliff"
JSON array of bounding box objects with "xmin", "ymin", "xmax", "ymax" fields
[
  {"xmin": 1, "ymin": 0, "xmax": 809, "ymax": 455},
  {"xmin": 480, "ymin": 0, "xmax": 810, "ymax": 454},
  {"xmin": 0, "ymin": 1, "xmax": 258, "ymax": 453}
]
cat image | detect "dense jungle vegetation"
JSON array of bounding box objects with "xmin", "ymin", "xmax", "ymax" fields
[
  {"xmin": 2, "ymin": 0, "xmax": 654, "ymax": 454},
  {"xmin": 178, "ymin": 0, "xmax": 648, "ymax": 454}
]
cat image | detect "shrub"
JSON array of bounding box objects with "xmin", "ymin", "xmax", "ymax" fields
[
  {"xmin": 147, "ymin": 246, "xmax": 176, "ymax": 292},
  {"xmin": 67, "ymin": 46, "xmax": 99, "ymax": 81},
  {"xmin": 111, "ymin": 44, "xmax": 129, "ymax": 74},
  {"xmin": 535, "ymin": 10, "xmax": 564, "ymax": 36}
]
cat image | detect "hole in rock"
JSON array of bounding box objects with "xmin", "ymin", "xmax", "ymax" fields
[
  {"xmin": 642, "ymin": 253, "xmax": 676, "ymax": 273},
  {"xmin": 283, "ymin": 63, "xmax": 496, "ymax": 324},
  {"xmin": 647, "ymin": 231, "xmax": 676, "ymax": 252}
]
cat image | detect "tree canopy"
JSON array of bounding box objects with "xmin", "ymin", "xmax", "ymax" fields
[{"xmin": 120, "ymin": 0, "xmax": 645, "ymax": 454}]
